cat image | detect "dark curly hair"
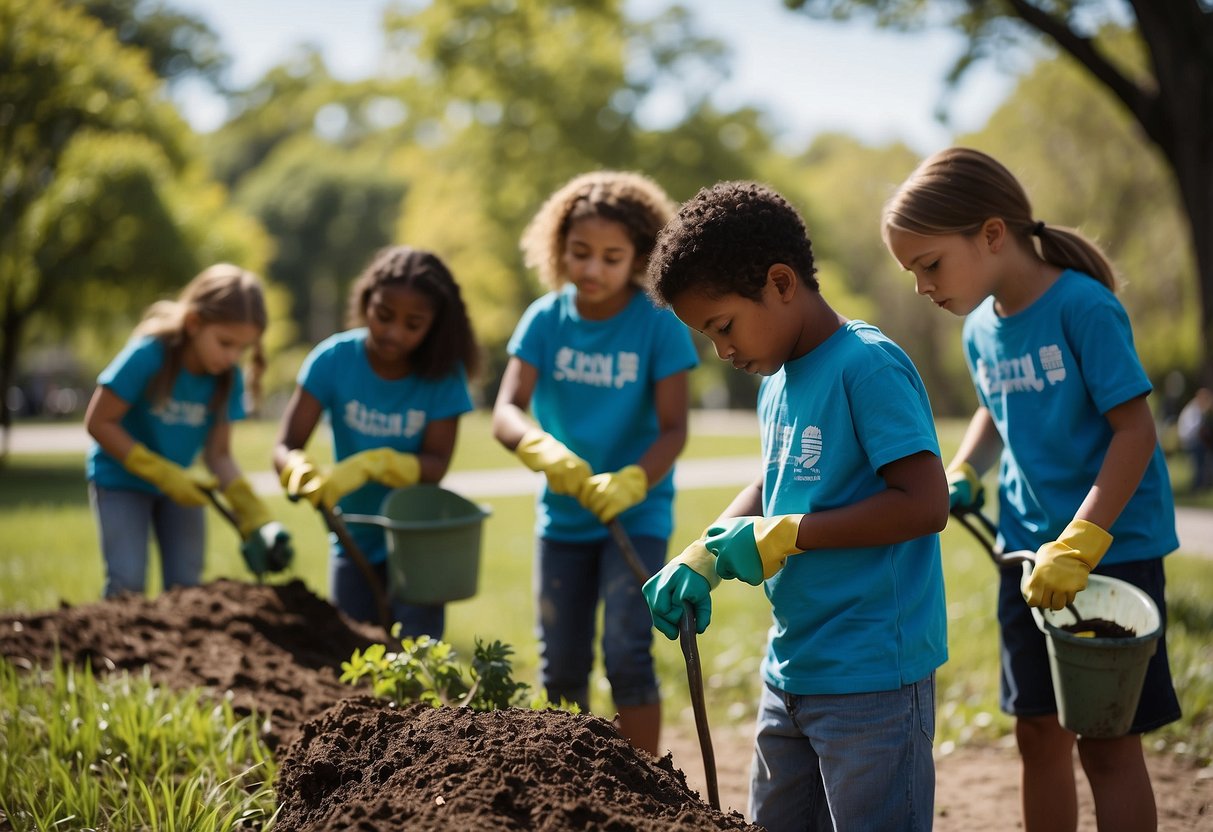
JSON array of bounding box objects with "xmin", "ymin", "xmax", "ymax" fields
[
  {"xmin": 346, "ymin": 246, "xmax": 481, "ymax": 380},
  {"xmin": 646, "ymin": 181, "xmax": 818, "ymax": 306}
]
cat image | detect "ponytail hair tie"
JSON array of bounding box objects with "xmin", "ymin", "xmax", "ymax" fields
[{"xmin": 1032, "ymin": 221, "xmax": 1045, "ymax": 237}]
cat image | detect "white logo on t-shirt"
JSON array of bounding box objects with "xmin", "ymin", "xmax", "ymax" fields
[
  {"xmin": 798, "ymin": 425, "xmax": 822, "ymax": 468},
  {"xmin": 977, "ymin": 354, "xmax": 1046, "ymax": 395},
  {"xmin": 553, "ymin": 348, "xmax": 640, "ymax": 388},
  {"xmin": 1039, "ymin": 344, "xmax": 1067, "ymax": 384},
  {"xmin": 344, "ymin": 400, "xmax": 425, "ymax": 438},
  {"xmin": 154, "ymin": 399, "xmax": 207, "ymax": 427}
]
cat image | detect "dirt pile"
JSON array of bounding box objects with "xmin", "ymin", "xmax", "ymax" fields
[
  {"xmin": 0, "ymin": 580, "xmax": 756, "ymax": 831},
  {"xmin": 276, "ymin": 697, "xmax": 758, "ymax": 831}
]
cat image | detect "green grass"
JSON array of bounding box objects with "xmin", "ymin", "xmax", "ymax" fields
[
  {"xmin": 1, "ymin": 411, "xmax": 1211, "ymax": 828},
  {"xmin": 0, "ymin": 659, "xmax": 276, "ymax": 831}
]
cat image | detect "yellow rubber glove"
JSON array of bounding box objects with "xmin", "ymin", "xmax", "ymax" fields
[
  {"xmin": 705, "ymin": 514, "xmax": 805, "ymax": 584},
  {"xmin": 514, "ymin": 428, "xmax": 592, "ymax": 497},
  {"xmin": 945, "ymin": 461, "xmax": 984, "ymax": 511},
  {"xmin": 300, "ymin": 448, "xmax": 421, "ymax": 510},
  {"xmin": 222, "ymin": 476, "xmax": 273, "ymax": 537},
  {"xmin": 123, "ymin": 443, "xmax": 216, "ymax": 507},
  {"xmin": 280, "ymin": 449, "xmax": 320, "ymax": 501},
  {"xmin": 1023, "ymin": 519, "xmax": 1113, "ymax": 610},
  {"xmin": 579, "ymin": 465, "xmax": 647, "ymax": 523},
  {"xmin": 642, "ymin": 537, "xmax": 720, "ymax": 640}
]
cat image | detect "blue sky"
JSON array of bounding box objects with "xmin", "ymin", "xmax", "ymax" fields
[{"xmin": 170, "ymin": 0, "xmax": 1024, "ymax": 155}]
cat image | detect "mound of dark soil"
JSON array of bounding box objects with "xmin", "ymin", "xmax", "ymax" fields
[
  {"xmin": 276, "ymin": 697, "xmax": 758, "ymax": 831},
  {"xmin": 0, "ymin": 580, "xmax": 757, "ymax": 831}
]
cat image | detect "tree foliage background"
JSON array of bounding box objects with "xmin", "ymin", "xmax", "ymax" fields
[{"xmin": 2, "ymin": 0, "xmax": 1205, "ymax": 441}]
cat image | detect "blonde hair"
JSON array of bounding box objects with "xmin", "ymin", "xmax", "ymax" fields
[
  {"xmin": 882, "ymin": 147, "xmax": 1117, "ymax": 291},
  {"xmin": 135, "ymin": 263, "xmax": 268, "ymax": 413},
  {"xmin": 520, "ymin": 170, "xmax": 676, "ymax": 290}
]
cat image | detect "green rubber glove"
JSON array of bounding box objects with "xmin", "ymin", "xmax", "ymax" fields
[
  {"xmin": 123, "ymin": 443, "xmax": 216, "ymax": 507},
  {"xmin": 1024, "ymin": 519, "xmax": 1113, "ymax": 610},
  {"xmin": 642, "ymin": 538, "xmax": 719, "ymax": 640},
  {"xmin": 514, "ymin": 428, "xmax": 592, "ymax": 497},
  {"xmin": 300, "ymin": 448, "xmax": 421, "ymax": 510},
  {"xmin": 946, "ymin": 461, "xmax": 984, "ymax": 511},
  {"xmin": 223, "ymin": 477, "xmax": 293, "ymax": 574},
  {"xmin": 280, "ymin": 449, "xmax": 320, "ymax": 501},
  {"xmin": 579, "ymin": 464, "xmax": 647, "ymax": 523},
  {"xmin": 704, "ymin": 514, "xmax": 805, "ymax": 585},
  {"xmin": 240, "ymin": 521, "xmax": 294, "ymax": 575}
]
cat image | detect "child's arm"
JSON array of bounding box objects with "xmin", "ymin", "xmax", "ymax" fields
[
  {"xmin": 492, "ymin": 356, "xmax": 592, "ymax": 496},
  {"xmin": 415, "ymin": 417, "xmax": 460, "ymax": 483},
  {"xmin": 201, "ymin": 419, "xmax": 240, "ymax": 487},
  {"xmin": 85, "ymin": 385, "xmax": 216, "ymax": 505},
  {"xmin": 945, "ymin": 407, "xmax": 1002, "ymax": 510},
  {"xmin": 707, "ymin": 451, "xmax": 948, "ymax": 584},
  {"xmin": 1024, "ymin": 394, "xmax": 1156, "ymax": 609}
]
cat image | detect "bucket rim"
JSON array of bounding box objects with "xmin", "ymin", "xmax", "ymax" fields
[
  {"xmin": 1032, "ymin": 572, "xmax": 1163, "ymax": 646},
  {"xmin": 339, "ymin": 505, "xmax": 491, "ymax": 532}
]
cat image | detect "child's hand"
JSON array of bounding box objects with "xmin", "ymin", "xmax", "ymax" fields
[
  {"xmin": 945, "ymin": 461, "xmax": 984, "ymax": 510},
  {"xmin": 578, "ymin": 465, "xmax": 647, "ymax": 523},
  {"xmin": 1024, "ymin": 519, "xmax": 1113, "ymax": 610},
  {"xmin": 513, "ymin": 429, "xmax": 592, "ymax": 496},
  {"xmin": 240, "ymin": 522, "xmax": 294, "ymax": 575},
  {"xmin": 642, "ymin": 538, "xmax": 718, "ymax": 640},
  {"xmin": 705, "ymin": 515, "xmax": 805, "ymax": 584},
  {"xmin": 122, "ymin": 443, "xmax": 216, "ymax": 506},
  {"xmin": 300, "ymin": 449, "xmax": 421, "ymax": 510}
]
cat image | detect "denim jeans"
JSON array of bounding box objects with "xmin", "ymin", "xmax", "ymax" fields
[
  {"xmin": 90, "ymin": 483, "xmax": 206, "ymax": 598},
  {"xmin": 750, "ymin": 674, "xmax": 937, "ymax": 832},
  {"xmin": 329, "ymin": 555, "xmax": 445, "ymax": 640},
  {"xmin": 535, "ymin": 534, "xmax": 665, "ymax": 711}
]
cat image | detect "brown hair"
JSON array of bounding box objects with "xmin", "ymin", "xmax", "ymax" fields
[
  {"xmin": 882, "ymin": 147, "xmax": 1117, "ymax": 291},
  {"xmin": 135, "ymin": 264, "xmax": 267, "ymax": 414},
  {"xmin": 346, "ymin": 245, "xmax": 480, "ymax": 379},
  {"xmin": 520, "ymin": 170, "xmax": 676, "ymax": 290}
]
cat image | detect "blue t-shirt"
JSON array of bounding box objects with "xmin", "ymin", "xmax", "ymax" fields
[
  {"xmin": 299, "ymin": 329, "xmax": 475, "ymax": 563},
  {"xmin": 757, "ymin": 321, "xmax": 948, "ymax": 695},
  {"xmin": 508, "ymin": 285, "xmax": 699, "ymax": 542},
  {"xmin": 87, "ymin": 335, "xmax": 245, "ymax": 493},
  {"xmin": 963, "ymin": 270, "xmax": 1177, "ymax": 562}
]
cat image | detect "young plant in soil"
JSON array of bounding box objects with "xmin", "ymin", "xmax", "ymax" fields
[{"xmin": 340, "ymin": 628, "xmax": 557, "ymax": 711}]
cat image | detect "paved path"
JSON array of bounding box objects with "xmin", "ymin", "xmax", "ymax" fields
[{"xmin": 8, "ymin": 421, "xmax": 1212, "ymax": 558}]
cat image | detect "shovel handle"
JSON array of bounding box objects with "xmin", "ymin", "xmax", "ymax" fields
[
  {"xmin": 319, "ymin": 504, "xmax": 394, "ymax": 638},
  {"xmin": 205, "ymin": 488, "xmax": 241, "ymax": 532},
  {"xmin": 950, "ymin": 507, "xmax": 1034, "ymax": 567},
  {"xmin": 608, "ymin": 519, "xmax": 652, "ymax": 587},
  {"xmin": 678, "ymin": 601, "xmax": 720, "ymax": 810}
]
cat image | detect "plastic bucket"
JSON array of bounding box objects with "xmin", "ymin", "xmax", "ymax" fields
[
  {"xmin": 344, "ymin": 485, "xmax": 491, "ymax": 605},
  {"xmin": 1028, "ymin": 570, "xmax": 1162, "ymax": 738}
]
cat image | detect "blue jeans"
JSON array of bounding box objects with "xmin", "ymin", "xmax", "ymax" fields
[
  {"xmin": 536, "ymin": 534, "xmax": 665, "ymax": 711},
  {"xmin": 90, "ymin": 483, "xmax": 205, "ymax": 598},
  {"xmin": 750, "ymin": 675, "xmax": 937, "ymax": 832},
  {"xmin": 330, "ymin": 556, "xmax": 445, "ymax": 640}
]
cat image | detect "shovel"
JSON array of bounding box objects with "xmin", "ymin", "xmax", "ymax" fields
[
  {"xmin": 950, "ymin": 506, "xmax": 1097, "ymax": 635},
  {"xmin": 319, "ymin": 504, "xmax": 395, "ymax": 639},
  {"xmin": 609, "ymin": 520, "xmax": 721, "ymax": 810}
]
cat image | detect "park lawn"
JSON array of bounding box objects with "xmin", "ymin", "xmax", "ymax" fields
[{"xmin": 0, "ymin": 414, "xmax": 1210, "ymax": 761}]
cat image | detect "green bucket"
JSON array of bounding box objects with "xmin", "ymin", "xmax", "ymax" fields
[
  {"xmin": 344, "ymin": 485, "xmax": 491, "ymax": 605},
  {"xmin": 1029, "ymin": 571, "xmax": 1162, "ymax": 738}
]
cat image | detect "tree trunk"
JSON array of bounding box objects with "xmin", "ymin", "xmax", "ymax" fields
[{"xmin": 0, "ymin": 300, "xmax": 22, "ymax": 466}]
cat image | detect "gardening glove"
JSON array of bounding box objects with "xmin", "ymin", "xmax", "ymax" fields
[
  {"xmin": 1023, "ymin": 519, "xmax": 1114, "ymax": 610},
  {"xmin": 705, "ymin": 514, "xmax": 805, "ymax": 585},
  {"xmin": 280, "ymin": 449, "xmax": 320, "ymax": 501},
  {"xmin": 579, "ymin": 464, "xmax": 647, "ymax": 523},
  {"xmin": 643, "ymin": 537, "xmax": 719, "ymax": 640},
  {"xmin": 299, "ymin": 448, "xmax": 421, "ymax": 510},
  {"xmin": 223, "ymin": 477, "xmax": 294, "ymax": 574},
  {"xmin": 123, "ymin": 442, "xmax": 216, "ymax": 507},
  {"xmin": 946, "ymin": 461, "xmax": 984, "ymax": 511},
  {"xmin": 513, "ymin": 428, "xmax": 592, "ymax": 497}
]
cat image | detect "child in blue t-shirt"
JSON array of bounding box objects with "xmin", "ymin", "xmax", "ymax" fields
[
  {"xmin": 492, "ymin": 171, "xmax": 698, "ymax": 756},
  {"xmin": 86, "ymin": 264, "xmax": 292, "ymax": 597},
  {"xmin": 644, "ymin": 181, "xmax": 949, "ymax": 832},
  {"xmin": 274, "ymin": 246, "xmax": 478, "ymax": 638},
  {"xmin": 884, "ymin": 147, "xmax": 1180, "ymax": 832}
]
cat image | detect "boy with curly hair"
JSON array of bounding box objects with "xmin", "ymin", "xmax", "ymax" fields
[{"xmin": 643, "ymin": 181, "xmax": 949, "ymax": 831}]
